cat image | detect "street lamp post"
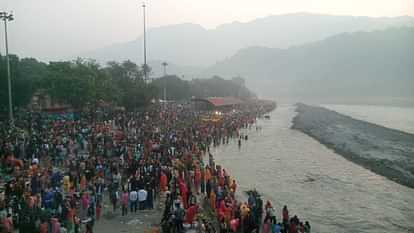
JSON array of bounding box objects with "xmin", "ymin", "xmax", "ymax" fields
[
  {"xmin": 161, "ymin": 62, "xmax": 168, "ymax": 108},
  {"xmin": 162, "ymin": 62, "xmax": 168, "ymax": 76},
  {"xmin": 0, "ymin": 12, "xmax": 14, "ymax": 125},
  {"xmin": 141, "ymin": 3, "xmax": 148, "ymax": 82}
]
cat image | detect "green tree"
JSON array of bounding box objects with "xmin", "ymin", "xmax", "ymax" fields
[
  {"xmin": 190, "ymin": 76, "xmax": 254, "ymax": 99},
  {"xmin": 0, "ymin": 54, "xmax": 48, "ymax": 113},
  {"xmin": 152, "ymin": 75, "xmax": 191, "ymax": 101},
  {"xmin": 43, "ymin": 60, "xmax": 95, "ymax": 108},
  {"xmin": 104, "ymin": 60, "xmax": 157, "ymax": 110}
]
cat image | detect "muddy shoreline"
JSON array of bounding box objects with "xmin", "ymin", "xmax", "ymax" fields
[{"xmin": 291, "ymin": 103, "xmax": 414, "ymax": 188}]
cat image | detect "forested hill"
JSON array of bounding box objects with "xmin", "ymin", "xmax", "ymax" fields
[{"xmin": 203, "ymin": 27, "xmax": 414, "ymax": 102}]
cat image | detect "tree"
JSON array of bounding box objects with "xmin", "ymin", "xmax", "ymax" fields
[
  {"xmin": 104, "ymin": 60, "xmax": 157, "ymax": 110},
  {"xmin": 152, "ymin": 75, "xmax": 255, "ymax": 101},
  {"xmin": 43, "ymin": 60, "xmax": 93, "ymax": 108},
  {"xmin": 0, "ymin": 54, "xmax": 256, "ymax": 117},
  {"xmin": 190, "ymin": 76, "xmax": 255, "ymax": 99},
  {"xmin": 0, "ymin": 54, "xmax": 48, "ymax": 113},
  {"xmin": 152, "ymin": 75, "xmax": 191, "ymax": 101}
]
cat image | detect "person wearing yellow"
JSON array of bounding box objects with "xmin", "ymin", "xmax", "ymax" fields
[
  {"xmin": 63, "ymin": 175, "xmax": 70, "ymax": 193},
  {"xmin": 240, "ymin": 202, "xmax": 250, "ymax": 219}
]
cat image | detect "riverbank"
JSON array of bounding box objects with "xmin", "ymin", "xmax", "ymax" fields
[{"xmin": 291, "ymin": 103, "xmax": 414, "ymax": 188}]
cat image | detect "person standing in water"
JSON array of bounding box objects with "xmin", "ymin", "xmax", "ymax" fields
[
  {"xmin": 304, "ymin": 221, "xmax": 311, "ymax": 233},
  {"xmin": 282, "ymin": 205, "xmax": 289, "ymax": 232}
]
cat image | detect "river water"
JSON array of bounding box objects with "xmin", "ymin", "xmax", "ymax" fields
[
  {"xmin": 322, "ymin": 104, "xmax": 414, "ymax": 135},
  {"xmin": 211, "ymin": 104, "xmax": 414, "ymax": 233}
]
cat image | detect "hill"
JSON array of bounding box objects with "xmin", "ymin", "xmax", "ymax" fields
[
  {"xmin": 203, "ymin": 27, "xmax": 414, "ymax": 104},
  {"xmin": 79, "ymin": 13, "xmax": 414, "ymax": 70}
]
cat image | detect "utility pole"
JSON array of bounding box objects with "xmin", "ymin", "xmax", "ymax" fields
[
  {"xmin": 162, "ymin": 62, "xmax": 167, "ymax": 76},
  {"xmin": 0, "ymin": 12, "xmax": 14, "ymax": 126},
  {"xmin": 161, "ymin": 62, "xmax": 168, "ymax": 109},
  {"xmin": 142, "ymin": 2, "xmax": 148, "ymax": 82}
]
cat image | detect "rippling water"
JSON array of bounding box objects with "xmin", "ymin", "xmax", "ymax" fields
[
  {"xmin": 322, "ymin": 104, "xmax": 414, "ymax": 135},
  {"xmin": 211, "ymin": 105, "xmax": 414, "ymax": 233}
]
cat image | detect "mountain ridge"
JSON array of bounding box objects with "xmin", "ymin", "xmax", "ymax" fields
[
  {"xmin": 202, "ymin": 27, "xmax": 414, "ymax": 102},
  {"xmin": 78, "ymin": 13, "xmax": 414, "ymax": 70}
]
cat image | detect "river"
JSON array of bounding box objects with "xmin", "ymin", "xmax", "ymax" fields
[
  {"xmin": 322, "ymin": 104, "xmax": 414, "ymax": 135},
  {"xmin": 211, "ymin": 104, "xmax": 414, "ymax": 233}
]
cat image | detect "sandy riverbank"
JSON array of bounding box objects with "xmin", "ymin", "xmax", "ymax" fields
[{"xmin": 292, "ymin": 103, "xmax": 414, "ymax": 188}]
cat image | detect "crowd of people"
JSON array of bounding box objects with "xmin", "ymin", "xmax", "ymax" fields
[
  {"xmin": 156, "ymin": 106, "xmax": 311, "ymax": 233},
  {"xmin": 0, "ymin": 100, "xmax": 310, "ymax": 233}
]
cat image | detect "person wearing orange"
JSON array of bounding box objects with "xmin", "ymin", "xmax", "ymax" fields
[
  {"xmin": 63, "ymin": 175, "xmax": 70, "ymax": 193},
  {"xmin": 240, "ymin": 202, "xmax": 250, "ymax": 220},
  {"xmin": 205, "ymin": 165, "xmax": 211, "ymax": 183},
  {"xmin": 149, "ymin": 225, "xmax": 159, "ymax": 233},
  {"xmin": 160, "ymin": 172, "xmax": 168, "ymax": 192},
  {"xmin": 230, "ymin": 179, "xmax": 237, "ymax": 194},
  {"xmin": 210, "ymin": 191, "xmax": 216, "ymax": 210}
]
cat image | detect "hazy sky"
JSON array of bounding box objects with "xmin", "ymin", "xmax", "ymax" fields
[{"xmin": 2, "ymin": 0, "xmax": 414, "ymax": 61}]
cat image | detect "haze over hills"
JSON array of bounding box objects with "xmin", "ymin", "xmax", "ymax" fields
[
  {"xmin": 203, "ymin": 27, "xmax": 414, "ymax": 105},
  {"xmin": 80, "ymin": 13, "xmax": 414, "ymax": 74},
  {"xmin": 147, "ymin": 60, "xmax": 201, "ymax": 79}
]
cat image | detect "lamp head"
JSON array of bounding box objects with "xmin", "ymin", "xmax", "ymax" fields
[{"xmin": 0, "ymin": 12, "xmax": 14, "ymax": 21}]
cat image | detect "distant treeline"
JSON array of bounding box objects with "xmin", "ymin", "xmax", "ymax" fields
[
  {"xmin": 152, "ymin": 75, "xmax": 255, "ymax": 101},
  {"xmin": 0, "ymin": 54, "xmax": 254, "ymax": 113}
]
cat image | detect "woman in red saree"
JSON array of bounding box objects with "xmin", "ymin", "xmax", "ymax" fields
[
  {"xmin": 160, "ymin": 172, "xmax": 168, "ymax": 192},
  {"xmin": 185, "ymin": 204, "xmax": 198, "ymax": 226},
  {"xmin": 179, "ymin": 180, "xmax": 188, "ymax": 209}
]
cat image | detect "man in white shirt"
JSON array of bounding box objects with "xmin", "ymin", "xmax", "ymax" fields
[
  {"xmin": 138, "ymin": 188, "xmax": 148, "ymax": 210},
  {"xmin": 129, "ymin": 190, "xmax": 138, "ymax": 213}
]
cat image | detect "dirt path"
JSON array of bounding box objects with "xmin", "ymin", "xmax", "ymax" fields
[{"xmin": 94, "ymin": 194, "xmax": 165, "ymax": 233}]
